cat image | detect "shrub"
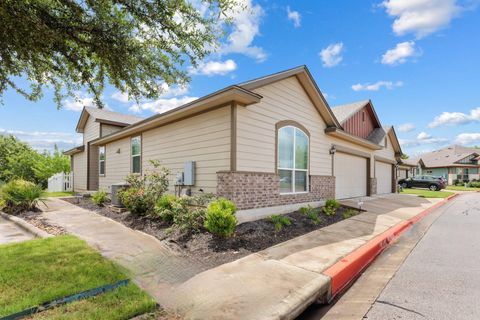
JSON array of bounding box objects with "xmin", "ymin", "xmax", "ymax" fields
[
  {"xmin": 0, "ymin": 198, "xmax": 5, "ymax": 211},
  {"xmin": 173, "ymin": 207, "xmax": 206, "ymax": 231},
  {"xmin": 119, "ymin": 160, "xmax": 170, "ymax": 215},
  {"xmin": 342, "ymin": 208, "xmax": 358, "ymax": 219},
  {"xmin": 119, "ymin": 187, "xmax": 151, "ymax": 216},
  {"xmin": 269, "ymin": 214, "xmax": 292, "ymax": 231},
  {"xmin": 468, "ymin": 181, "xmax": 480, "ymax": 188},
  {"xmin": 322, "ymin": 199, "xmax": 340, "ymax": 216},
  {"xmin": 204, "ymin": 198, "xmax": 237, "ymax": 238},
  {"xmin": 300, "ymin": 205, "xmax": 322, "ymax": 225},
  {"xmin": 0, "ymin": 179, "xmax": 45, "ymax": 214},
  {"xmin": 154, "ymin": 194, "xmax": 180, "ymax": 222},
  {"xmin": 91, "ymin": 191, "xmax": 109, "ymax": 206}
]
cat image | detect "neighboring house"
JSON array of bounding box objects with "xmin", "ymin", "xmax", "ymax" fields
[
  {"xmin": 416, "ymin": 145, "xmax": 480, "ymax": 184},
  {"xmin": 65, "ymin": 66, "xmax": 403, "ymax": 211},
  {"xmin": 64, "ymin": 107, "xmax": 144, "ymax": 192},
  {"xmin": 397, "ymin": 159, "xmax": 418, "ymax": 179}
]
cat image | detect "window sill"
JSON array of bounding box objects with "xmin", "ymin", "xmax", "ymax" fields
[{"xmin": 280, "ymin": 191, "xmax": 309, "ymax": 195}]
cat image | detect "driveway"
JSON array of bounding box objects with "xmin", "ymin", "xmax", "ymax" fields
[{"xmin": 366, "ymin": 192, "xmax": 480, "ymax": 319}]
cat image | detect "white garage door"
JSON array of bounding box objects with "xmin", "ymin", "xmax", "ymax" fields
[
  {"xmin": 335, "ymin": 153, "xmax": 367, "ymax": 199},
  {"xmin": 376, "ymin": 161, "xmax": 393, "ymax": 194}
]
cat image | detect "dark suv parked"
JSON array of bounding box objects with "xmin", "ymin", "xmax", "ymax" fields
[{"xmin": 398, "ymin": 175, "xmax": 446, "ymax": 191}]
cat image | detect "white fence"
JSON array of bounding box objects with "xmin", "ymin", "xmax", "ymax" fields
[{"xmin": 47, "ymin": 172, "xmax": 73, "ymax": 192}]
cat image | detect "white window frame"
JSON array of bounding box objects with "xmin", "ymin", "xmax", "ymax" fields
[
  {"xmin": 278, "ymin": 125, "xmax": 309, "ymax": 195},
  {"xmin": 131, "ymin": 136, "xmax": 141, "ymax": 174},
  {"xmin": 99, "ymin": 146, "xmax": 105, "ymax": 176}
]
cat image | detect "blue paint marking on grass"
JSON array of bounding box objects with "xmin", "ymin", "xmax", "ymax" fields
[{"xmin": 1, "ymin": 279, "xmax": 130, "ymax": 320}]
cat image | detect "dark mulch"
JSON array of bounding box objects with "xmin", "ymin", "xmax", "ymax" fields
[{"xmin": 63, "ymin": 197, "xmax": 360, "ymax": 269}]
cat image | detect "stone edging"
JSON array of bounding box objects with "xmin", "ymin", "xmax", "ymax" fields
[{"xmin": 0, "ymin": 211, "xmax": 53, "ymax": 239}]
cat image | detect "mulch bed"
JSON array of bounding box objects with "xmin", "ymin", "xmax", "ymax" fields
[{"xmin": 63, "ymin": 197, "xmax": 360, "ymax": 269}]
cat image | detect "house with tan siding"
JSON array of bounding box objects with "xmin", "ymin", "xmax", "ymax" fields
[{"xmin": 65, "ymin": 66, "xmax": 403, "ymax": 212}]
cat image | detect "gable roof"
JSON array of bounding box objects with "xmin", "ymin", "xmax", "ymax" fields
[
  {"xmin": 331, "ymin": 100, "xmax": 382, "ymax": 128},
  {"xmin": 92, "ymin": 65, "xmax": 340, "ymax": 146},
  {"xmin": 418, "ymin": 145, "xmax": 480, "ymax": 168},
  {"xmin": 75, "ymin": 107, "xmax": 144, "ymax": 133}
]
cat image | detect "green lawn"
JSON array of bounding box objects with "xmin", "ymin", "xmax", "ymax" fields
[
  {"xmin": 0, "ymin": 235, "xmax": 156, "ymax": 319},
  {"xmin": 401, "ymin": 188, "xmax": 454, "ymax": 198},
  {"xmin": 44, "ymin": 191, "xmax": 75, "ymax": 197},
  {"xmin": 446, "ymin": 185, "xmax": 480, "ymax": 192}
]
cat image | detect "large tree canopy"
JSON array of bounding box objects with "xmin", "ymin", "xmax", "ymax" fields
[{"xmin": 0, "ymin": 0, "xmax": 237, "ymax": 108}]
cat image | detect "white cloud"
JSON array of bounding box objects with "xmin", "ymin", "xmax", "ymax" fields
[
  {"xmin": 399, "ymin": 132, "xmax": 449, "ymax": 147},
  {"xmin": 319, "ymin": 42, "xmax": 344, "ymax": 68},
  {"xmin": 397, "ymin": 123, "xmax": 416, "ymax": 132},
  {"xmin": 62, "ymin": 91, "xmax": 111, "ymax": 111},
  {"xmin": 428, "ymin": 107, "xmax": 480, "ymax": 128},
  {"xmin": 129, "ymin": 96, "xmax": 198, "ymax": 114},
  {"xmin": 455, "ymin": 133, "xmax": 480, "ymax": 145},
  {"xmin": 287, "ymin": 6, "xmax": 301, "ymax": 28},
  {"xmin": 111, "ymin": 91, "xmax": 130, "ymax": 103},
  {"xmin": 417, "ymin": 131, "xmax": 431, "ymax": 140},
  {"xmin": 111, "ymin": 83, "xmax": 189, "ymax": 104},
  {"xmin": 220, "ymin": 0, "xmax": 267, "ymax": 62},
  {"xmin": 381, "ymin": 41, "xmax": 418, "ymax": 65},
  {"xmin": 351, "ymin": 80, "xmax": 403, "ymax": 91},
  {"xmin": 190, "ymin": 59, "xmax": 237, "ymax": 76},
  {"xmin": 0, "ymin": 128, "xmax": 82, "ymax": 152},
  {"xmin": 381, "ymin": 0, "xmax": 461, "ymax": 38}
]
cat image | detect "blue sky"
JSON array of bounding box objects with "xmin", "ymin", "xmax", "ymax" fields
[{"xmin": 1, "ymin": 0, "xmax": 479, "ymax": 157}]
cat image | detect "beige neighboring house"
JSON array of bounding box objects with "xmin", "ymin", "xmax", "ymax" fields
[
  {"xmin": 64, "ymin": 107, "xmax": 144, "ymax": 192},
  {"xmin": 65, "ymin": 66, "xmax": 403, "ymax": 211}
]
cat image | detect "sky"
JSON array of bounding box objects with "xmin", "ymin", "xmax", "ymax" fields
[{"xmin": 1, "ymin": 0, "xmax": 480, "ymax": 158}]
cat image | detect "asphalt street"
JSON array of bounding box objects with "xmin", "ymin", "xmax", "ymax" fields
[{"xmin": 366, "ymin": 192, "xmax": 480, "ymax": 320}]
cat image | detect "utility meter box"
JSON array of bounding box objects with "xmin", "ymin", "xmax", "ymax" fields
[{"xmin": 183, "ymin": 161, "xmax": 195, "ymax": 186}]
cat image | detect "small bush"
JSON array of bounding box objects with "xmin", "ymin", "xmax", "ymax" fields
[
  {"xmin": 91, "ymin": 191, "xmax": 109, "ymax": 206},
  {"xmin": 269, "ymin": 214, "xmax": 292, "ymax": 231},
  {"xmin": 204, "ymin": 198, "xmax": 237, "ymax": 238},
  {"xmin": 322, "ymin": 199, "xmax": 340, "ymax": 216},
  {"xmin": 468, "ymin": 181, "xmax": 480, "ymax": 188},
  {"xmin": 300, "ymin": 205, "xmax": 322, "ymax": 225},
  {"xmin": 342, "ymin": 208, "xmax": 358, "ymax": 219},
  {"xmin": 154, "ymin": 194, "xmax": 181, "ymax": 222},
  {"xmin": 0, "ymin": 179, "xmax": 45, "ymax": 214},
  {"xmin": 119, "ymin": 187, "xmax": 151, "ymax": 216},
  {"xmin": 174, "ymin": 207, "xmax": 206, "ymax": 231},
  {"xmin": 0, "ymin": 198, "xmax": 6, "ymax": 211}
]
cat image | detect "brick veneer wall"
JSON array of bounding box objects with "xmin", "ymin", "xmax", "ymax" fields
[
  {"xmin": 370, "ymin": 178, "xmax": 377, "ymax": 195},
  {"xmin": 217, "ymin": 171, "xmax": 335, "ymax": 210}
]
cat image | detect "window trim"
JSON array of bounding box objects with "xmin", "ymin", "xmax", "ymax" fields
[
  {"xmin": 131, "ymin": 135, "xmax": 142, "ymax": 174},
  {"xmin": 99, "ymin": 146, "xmax": 106, "ymax": 176},
  {"xmin": 276, "ymin": 124, "xmax": 310, "ymax": 195}
]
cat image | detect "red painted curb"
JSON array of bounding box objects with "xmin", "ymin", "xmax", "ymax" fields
[{"xmin": 322, "ymin": 193, "xmax": 459, "ymax": 300}]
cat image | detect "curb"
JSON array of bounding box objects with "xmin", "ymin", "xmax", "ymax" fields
[
  {"xmin": 322, "ymin": 192, "xmax": 459, "ymax": 300},
  {"xmin": 0, "ymin": 211, "xmax": 53, "ymax": 239}
]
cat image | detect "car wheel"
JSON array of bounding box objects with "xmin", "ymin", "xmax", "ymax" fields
[
  {"xmin": 401, "ymin": 182, "xmax": 408, "ymax": 189},
  {"xmin": 429, "ymin": 184, "xmax": 438, "ymax": 191}
]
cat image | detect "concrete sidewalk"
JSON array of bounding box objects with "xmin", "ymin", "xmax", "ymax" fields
[
  {"xmin": 39, "ymin": 198, "xmax": 205, "ymax": 307},
  {"xmin": 0, "ymin": 216, "xmax": 34, "ymax": 244},
  {"xmin": 171, "ymin": 194, "xmax": 441, "ymax": 320}
]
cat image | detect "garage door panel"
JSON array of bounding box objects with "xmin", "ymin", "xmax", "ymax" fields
[
  {"xmin": 376, "ymin": 161, "xmax": 392, "ymax": 194},
  {"xmin": 335, "ymin": 153, "xmax": 367, "ymax": 199}
]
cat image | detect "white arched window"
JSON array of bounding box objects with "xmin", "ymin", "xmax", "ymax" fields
[{"xmin": 278, "ymin": 125, "xmax": 309, "ymax": 194}]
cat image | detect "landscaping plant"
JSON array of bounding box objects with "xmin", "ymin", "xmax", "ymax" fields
[
  {"xmin": 269, "ymin": 214, "xmax": 292, "ymax": 231},
  {"xmin": 204, "ymin": 198, "xmax": 237, "ymax": 238},
  {"xmin": 119, "ymin": 160, "xmax": 170, "ymax": 215},
  {"xmin": 322, "ymin": 199, "xmax": 341, "ymax": 216},
  {"xmin": 468, "ymin": 181, "xmax": 480, "ymax": 188},
  {"xmin": 342, "ymin": 208, "xmax": 358, "ymax": 219},
  {"xmin": 0, "ymin": 179, "xmax": 45, "ymax": 214},
  {"xmin": 154, "ymin": 194, "xmax": 180, "ymax": 222},
  {"xmin": 91, "ymin": 191, "xmax": 109, "ymax": 206},
  {"xmin": 300, "ymin": 205, "xmax": 322, "ymax": 225}
]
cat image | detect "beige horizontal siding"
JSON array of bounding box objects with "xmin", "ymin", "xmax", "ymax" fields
[
  {"xmin": 101, "ymin": 124, "xmax": 124, "ymax": 137},
  {"xmin": 73, "ymin": 151, "xmax": 87, "ymax": 191},
  {"xmin": 142, "ymin": 106, "xmax": 231, "ymax": 193},
  {"xmin": 236, "ymin": 76, "xmax": 332, "ymax": 175},
  {"xmin": 83, "ymin": 115, "xmax": 100, "ymax": 144},
  {"xmin": 374, "ymin": 134, "xmax": 395, "ymax": 159},
  {"xmin": 99, "ymin": 106, "xmax": 231, "ymax": 193},
  {"xmin": 98, "ymin": 137, "xmax": 131, "ymax": 192}
]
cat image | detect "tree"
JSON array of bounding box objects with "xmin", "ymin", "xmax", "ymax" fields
[
  {"xmin": 0, "ymin": 136, "xmax": 70, "ymax": 187},
  {"xmin": 0, "ymin": 0, "xmax": 238, "ymax": 108},
  {"xmin": 401, "ymin": 153, "xmax": 409, "ymax": 160}
]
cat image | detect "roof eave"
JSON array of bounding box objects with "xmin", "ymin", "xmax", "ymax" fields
[
  {"xmin": 325, "ymin": 127, "xmax": 383, "ymax": 150},
  {"xmin": 63, "ymin": 145, "xmax": 84, "ymax": 155},
  {"xmin": 91, "ymin": 86, "xmax": 262, "ymax": 146}
]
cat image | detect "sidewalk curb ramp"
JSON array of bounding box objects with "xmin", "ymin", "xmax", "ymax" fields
[{"xmin": 322, "ymin": 193, "xmax": 460, "ymax": 301}]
